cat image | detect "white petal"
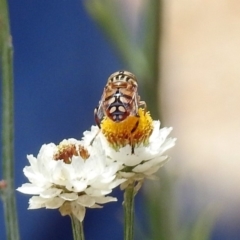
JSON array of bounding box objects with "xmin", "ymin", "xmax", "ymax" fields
[
  {"xmin": 45, "ymin": 197, "xmax": 65, "ymax": 209},
  {"xmin": 108, "ymin": 178, "xmax": 126, "ymax": 188},
  {"xmin": 60, "ymin": 193, "xmax": 78, "ymax": 201},
  {"xmin": 82, "ymin": 126, "xmax": 99, "ymax": 145},
  {"xmin": 17, "ymin": 183, "xmax": 44, "ymax": 194},
  {"xmin": 90, "ymin": 175, "xmax": 116, "ymax": 188},
  {"xmin": 157, "ymin": 138, "xmax": 176, "ymax": 154},
  {"xmin": 88, "ymin": 204, "xmax": 103, "ymax": 208},
  {"xmin": 23, "ymin": 166, "xmax": 49, "ymax": 187},
  {"xmin": 77, "ymin": 195, "xmax": 96, "ymax": 207},
  {"xmin": 105, "ymin": 145, "xmax": 143, "ymax": 166},
  {"xmin": 149, "ymin": 124, "xmax": 172, "ymax": 144},
  {"xmin": 94, "ymin": 196, "xmax": 117, "ymax": 204},
  {"xmin": 37, "ymin": 143, "xmax": 56, "ymax": 162},
  {"xmin": 51, "ymin": 161, "xmax": 66, "ymax": 183},
  {"xmin": 27, "ymin": 154, "xmax": 37, "ymax": 164},
  {"xmin": 71, "ymin": 202, "xmax": 86, "ymax": 222},
  {"xmin": 85, "ymin": 188, "xmax": 112, "ymax": 197},
  {"xmin": 40, "ymin": 188, "xmax": 63, "ymax": 198},
  {"xmin": 69, "ymin": 180, "xmax": 88, "ymax": 192},
  {"xmin": 144, "ymin": 165, "xmax": 162, "ymax": 176},
  {"xmin": 132, "ymin": 156, "xmax": 168, "ymax": 173},
  {"xmin": 28, "ymin": 196, "xmax": 48, "ymax": 209}
]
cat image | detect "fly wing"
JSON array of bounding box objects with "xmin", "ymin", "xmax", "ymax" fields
[
  {"xmin": 120, "ymin": 84, "xmax": 139, "ymax": 117},
  {"xmin": 94, "ymin": 91, "xmax": 106, "ymax": 128}
]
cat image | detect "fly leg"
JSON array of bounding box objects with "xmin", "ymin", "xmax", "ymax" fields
[
  {"xmin": 130, "ymin": 118, "xmax": 139, "ymax": 154},
  {"xmin": 138, "ymin": 100, "xmax": 147, "ymax": 113},
  {"xmin": 91, "ymin": 106, "xmax": 103, "ymax": 145}
]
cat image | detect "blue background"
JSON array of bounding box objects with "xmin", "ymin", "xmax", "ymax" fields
[{"xmin": 0, "ymin": 0, "xmax": 129, "ymax": 239}]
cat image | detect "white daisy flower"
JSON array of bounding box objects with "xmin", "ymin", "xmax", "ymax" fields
[
  {"xmin": 96, "ymin": 108, "xmax": 176, "ymax": 190},
  {"xmin": 17, "ymin": 138, "xmax": 125, "ymax": 222}
]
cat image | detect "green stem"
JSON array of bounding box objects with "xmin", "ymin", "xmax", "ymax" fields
[
  {"xmin": 124, "ymin": 183, "xmax": 135, "ymax": 240},
  {"xmin": 0, "ymin": 0, "xmax": 20, "ymax": 240},
  {"xmin": 70, "ymin": 214, "xmax": 85, "ymax": 240}
]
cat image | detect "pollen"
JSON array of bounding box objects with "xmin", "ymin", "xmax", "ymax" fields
[
  {"xmin": 101, "ymin": 108, "xmax": 153, "ymax": 151},
  {"xmin": 54, "ymin": 142, "xmax": 90, "ymax": 163}
]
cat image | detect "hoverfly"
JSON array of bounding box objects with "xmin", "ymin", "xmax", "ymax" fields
[{"xmin": 94, "ymin": 70, "xmax": 146, "ymax": 132}]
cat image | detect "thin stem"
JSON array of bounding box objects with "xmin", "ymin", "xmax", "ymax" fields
[
  {"xmin": 0, "ymin": 0, "xmax": 20, "ymax": 240},
  {"xmin": 70, "ymin": 214, "xmax": 85, "ymax": 240},
  {"xmin": 124, "ymin": 183, "xmax": 135, "ymax": 240}
]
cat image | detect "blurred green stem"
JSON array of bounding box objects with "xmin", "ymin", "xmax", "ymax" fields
[
  {"xmin": 70, "ymin": 215, "xmax": 85, "ymax": 240},
  {"xmin": 0, "ymin": 0, "xmax": 20, "ymax": 240},
  {"xmin": 141, "ymin": 0, "xmax": 161, "ymax": 119},
  {"xmin": 124, "ymin": 183, "xmax": 135, "ymax": 240},
  {"xmin": 146, "ymin": 170, "xmax": 177, "ymax": 240}
]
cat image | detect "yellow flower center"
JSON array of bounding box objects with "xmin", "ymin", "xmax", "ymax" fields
[
  {"xmin": 101, "ymin": 108, "xmax": 153, "ymax": 151},
  {"xmin": 54, "ymin": 142, "xmax": 89, "ymax": 163}
]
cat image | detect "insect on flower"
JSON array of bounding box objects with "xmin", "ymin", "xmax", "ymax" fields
[
  {"xmin": 92, "ymin": 71, "xmax": 148, "ymax": 154},
  {"xmin": 94, "ymin": 70, "xmax": 147, "ymax": 131}
]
